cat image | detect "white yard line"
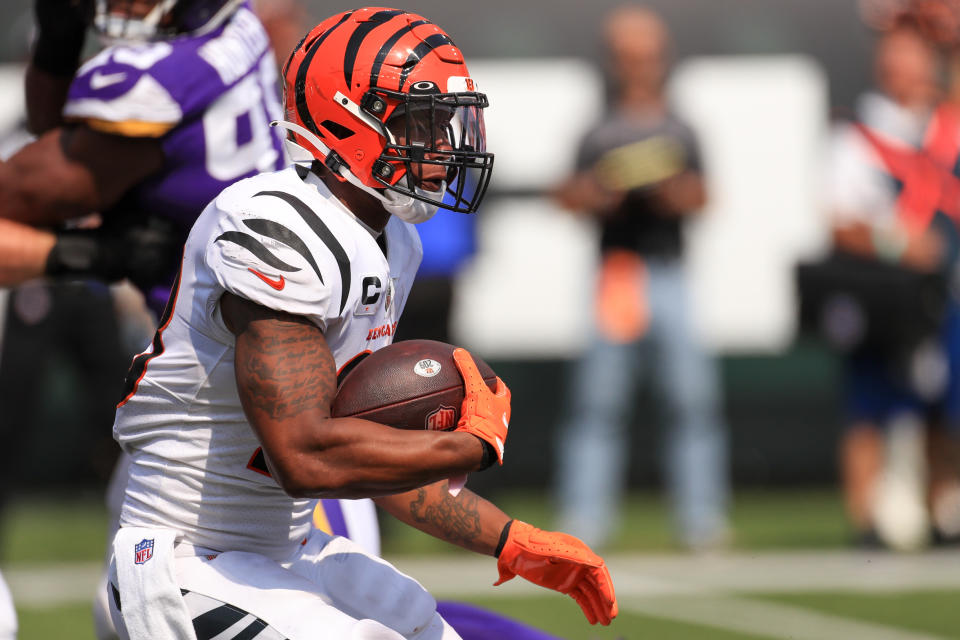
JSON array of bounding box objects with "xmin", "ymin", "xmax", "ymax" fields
[
  {"xmin": 393, "ymin": 549, "xmax": 960, "ymax": 596},
  {"xmin": 621, "ymin": 594, "xmax": 948, "ymax": 640},
  {"xmin": 6, "ymin": 550, "xmax": 960, "ymax": 639},
  {"xmin": 605, "ymin": 549, "xmax": 960, "ymax": 594}
]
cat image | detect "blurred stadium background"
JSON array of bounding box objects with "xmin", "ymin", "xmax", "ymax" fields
[{"xmin": 3, "ymin": 0, "xmax": 960, "ymax": 638}]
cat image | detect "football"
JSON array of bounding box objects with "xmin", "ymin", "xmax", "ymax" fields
[{"xmin": 332, "ymin": 339, "xmax": 497, "ymax": 431}]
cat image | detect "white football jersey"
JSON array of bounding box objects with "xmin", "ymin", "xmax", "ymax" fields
[{"xmin": 113, "ymin": 165, "xmax": 422, "ymax": 560}]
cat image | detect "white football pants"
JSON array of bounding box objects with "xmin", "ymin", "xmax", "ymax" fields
[{"xmin": 108, "ymin": 527, "xmax": 460, "ymax": 640}]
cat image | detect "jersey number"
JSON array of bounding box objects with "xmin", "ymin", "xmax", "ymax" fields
[{"xmin": 203, "ymin": 60, "xmax": 279, "ymax": 182}]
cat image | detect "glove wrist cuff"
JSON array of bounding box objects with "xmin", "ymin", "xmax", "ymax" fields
[
  {"xmin": 45, "ymin": 230, "xmax": 109, "ymax": 279},
  {"xmin": 494, "ymin": 519, "xmax": 514, "ymax": 558},
  {"xmin": 478, "ymin": 438, "xmax": 496, "ymax": 471}
]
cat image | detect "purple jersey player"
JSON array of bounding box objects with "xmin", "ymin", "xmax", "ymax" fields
[
  {"xmin": 66, "ymin": 5, "xmax": 284, "ymax": 312},
  {"xmin": 0, "ymin": 0, "xmax": 284, "ymax": 317}
]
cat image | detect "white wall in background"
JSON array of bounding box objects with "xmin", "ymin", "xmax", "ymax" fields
[
  {"xmin": 672, "ymin": 55, "xmax": 830, "ymax": 353},
  {"xmin": 452, "ymin": 59, "xmax": 602, "ymax": 357},
  {"xmin": 0, "ymin": 64, "xmax": 30, "ymax": 159},
  {"xmin": 451, "ymin": 56, "xmax": 830, "ymax": 358}
]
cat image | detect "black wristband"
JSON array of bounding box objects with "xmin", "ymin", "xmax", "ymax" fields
[
  {"xmin": 478, "ymin": 439, "xmax": 497, "ymax": 471},
  {"xmin": 44, "ymin": 230, "xmax": 113, "ymax": 279},
  {"xmin": 31, "ymin": 0, "xmax": 90, "ymax": 76},
  {"xmin": 494, "ymin": 519, "xmax": 514, "ymax": 558},
  {"xmin": 32, "ymin": 31, "xmax": 86, "ymax": 76},
  {"xmin": 46, "ymin": 215, "xmax": 182, "ymax": 289}
]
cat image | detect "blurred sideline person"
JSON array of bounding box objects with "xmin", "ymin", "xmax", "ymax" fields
[
  {"xmin": 927, "ymin": 13, "xmax": 960, "ymax": 544},
  {"xmin": 826, "ymin": 19, "xmax": 957, "ymax": 549},
  {"xmin": 872, "ymin": 1, "xmax": 960, "ymax": 544},
  {"xmin": 107, "ymin": 7, "xmax": 616, "ymax": 639},
  {"xmin": 552, "ymin": 4, "xmax": 729, "ymax": 551}
]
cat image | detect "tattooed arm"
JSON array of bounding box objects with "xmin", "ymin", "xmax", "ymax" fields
[
  {"xmin": 373, "ymin": 483, "xmax": 511, "ymax": 556},
  {"xmin": 221, "ymin": 291, "xmax": 488, "ymax": 499}
]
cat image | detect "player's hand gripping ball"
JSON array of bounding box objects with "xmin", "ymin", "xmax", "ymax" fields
[
  {"xmin": 451, "ymin": 347, "xmax": 511, "ymax": 464},
  {"xmin": 332, "ymin": 340, "xmax": 506, "ymax": 437}
]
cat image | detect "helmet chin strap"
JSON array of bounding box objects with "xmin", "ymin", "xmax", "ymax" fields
[
  {"xmin": 271, "ymin": 120, "xmax": 440, "ymax": 225},
  {"xmin": 272, "ymin": 120, "xmax": 393, "ymax": 205}
]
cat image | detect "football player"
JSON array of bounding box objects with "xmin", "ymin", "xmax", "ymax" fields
[
  {"xmin": 108, "ymin": 8, "xmax": 617, "ymax": 639},
  {"xmin": 1, "ymin": 1, "xmax": 286, "ymax": 637},
  {"xmin": 0, "ymin": 0, "xmax": 286, "ymax": 316}
]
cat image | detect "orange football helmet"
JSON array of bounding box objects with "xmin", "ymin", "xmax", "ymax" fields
[{"xmin": 276, "ymin": 7, "xmax": 494, "ymax": 215}]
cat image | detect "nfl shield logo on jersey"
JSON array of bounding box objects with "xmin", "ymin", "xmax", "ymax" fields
[{"xmin": 134, "ymin": 539, "xmax": 154, "ymax": 565}]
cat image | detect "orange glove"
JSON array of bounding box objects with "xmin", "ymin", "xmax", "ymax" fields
[
  {"xmin": 494, "ymin": 520, "xmax": 618, "ymax": 625},
  {"xmin": 452, "ymin": 347, "xmax": 511, "ymax": 464}
]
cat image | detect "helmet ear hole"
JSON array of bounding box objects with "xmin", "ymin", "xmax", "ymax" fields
[{"xmin": 320, "ymin": 120, "xmax": 355, "ymax": 140}]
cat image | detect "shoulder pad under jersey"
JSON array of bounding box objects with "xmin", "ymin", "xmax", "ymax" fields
[
  {"xmin": 64, "ymin": 7, "xmax": 272, "ymax": 138},
  {"xmin": 65, "ymin": 42, "xmax": 181, "ymax": 137},
  {"xmin": 203, "ymin": 168, "xmax": 367, "ymax": 330}
]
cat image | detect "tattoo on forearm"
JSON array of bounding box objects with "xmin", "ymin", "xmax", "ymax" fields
[
  {"xmin": 408, "ymin": 485, "xmax": 482, "ymax": 546},
  {"xmin": 235, "ymin": 310, "xmax": 336, "ymax": 420}
]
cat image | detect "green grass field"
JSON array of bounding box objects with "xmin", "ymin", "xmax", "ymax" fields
[
  {"xmin": 0, "ymin": 487, "xmax": 848, "ymax": 563},
  {"xmin": 379, "ymin": 488, "xmax": 851, "ymax": 555},
  {"xmin": 5, "ymin": 489, "xmax": 960, "ymax": 640}
]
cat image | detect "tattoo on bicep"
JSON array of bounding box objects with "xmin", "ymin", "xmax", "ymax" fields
[
  {"xmin": 236, "ymin": 316, "xmax": 336, "ymax": 420},
  {"xmin": 408, "ymin": 485, "xmax": 482, "ymax": 546}
]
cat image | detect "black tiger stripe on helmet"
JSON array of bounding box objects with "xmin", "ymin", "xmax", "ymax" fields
[
  {"xmin": 342, "ymin": 8, "xmax": 408, "ymax": 88},
  {"xmin": 368, "ymin": 18, "xmax": 431, "ymax": 89}
]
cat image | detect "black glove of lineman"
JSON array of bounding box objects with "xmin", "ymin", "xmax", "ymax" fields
[
  {"xmin": 32, "ymin": 0, "xmax": 92, "ymax": 76},
  {"xmin": 45, "ymin": 214, "xmax": 183, "ymax": 292}
]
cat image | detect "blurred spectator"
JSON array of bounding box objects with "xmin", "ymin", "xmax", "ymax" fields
[
  {"xmin": 551, "ymin": 4, "xmax": 728, "ymax": 551},
  {"xmin": 824, "ymin": 19, "xmax": 951, "ymax": 549},
  {"xmin": 918, "ymin": 1, "xmax": 960, "ymax": 543}
]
